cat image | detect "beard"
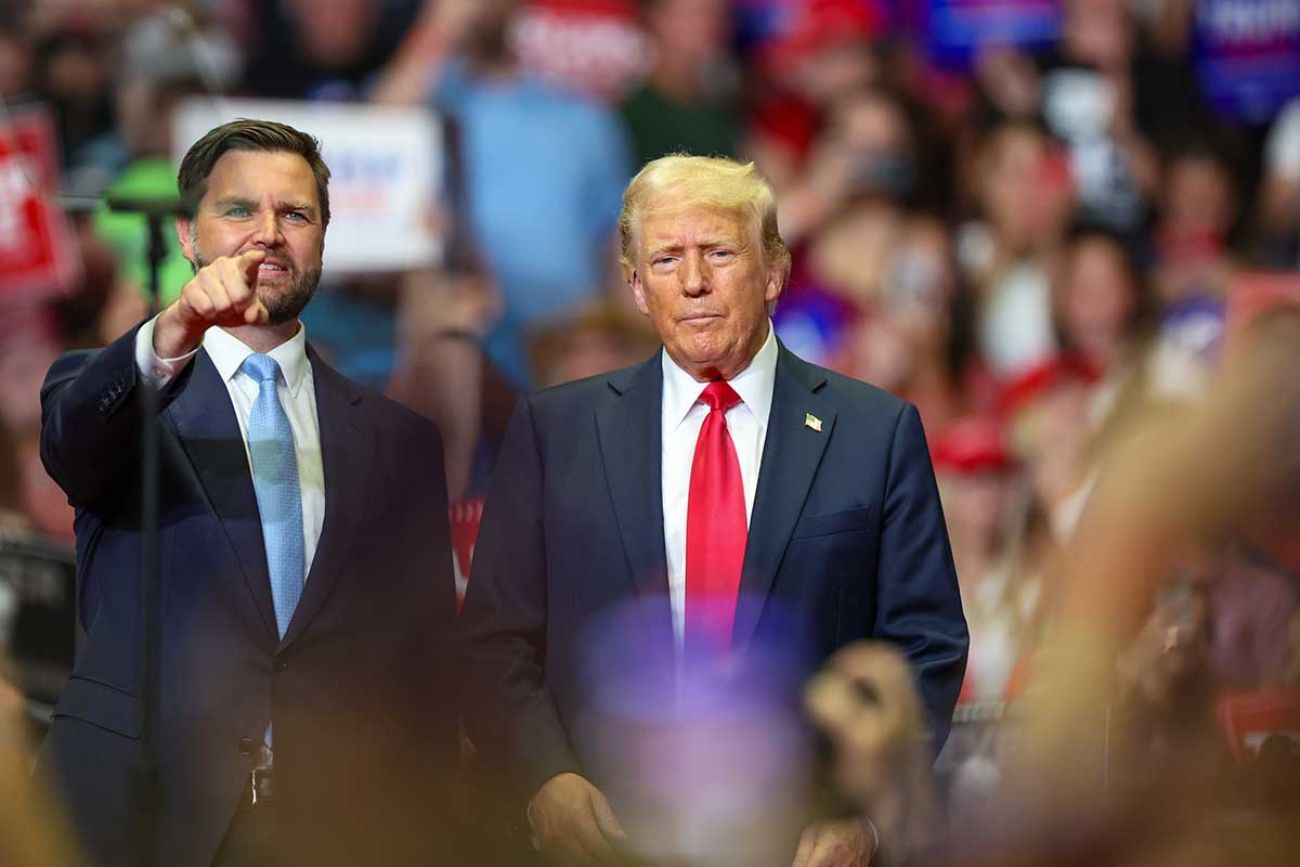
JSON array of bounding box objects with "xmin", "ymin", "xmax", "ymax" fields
[{"xmin": 190, "ymin": 240, "xmax": 323, "ymax": 326}]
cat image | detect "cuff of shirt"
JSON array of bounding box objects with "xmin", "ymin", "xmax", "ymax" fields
[{"xmin": 135, "ymin": 315, "xmax": 200, "ymax": 388}]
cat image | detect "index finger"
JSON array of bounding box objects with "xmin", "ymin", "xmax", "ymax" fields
[
  {"xmin": 548, "ymin": 811, "xmax": 616, "ymax": 867},
  {"xmin": 575, "ymin": 822, "xmax": 620, "ymax": 867},
  {"xmin": 236, "ymin": 249, "xmax": 267, "ymax": 284}
]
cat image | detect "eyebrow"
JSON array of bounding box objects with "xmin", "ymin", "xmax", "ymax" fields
[
  {"xmin": 647, "ymin": 242, "xmax": 683, "ymax": 258},
  {"xmin": 648, "ymin": 237, "xmax": 745, "ymax": 257},
  {"xmin": 211, "ymin": 197, "xmax": 317, "ymax": 214}
]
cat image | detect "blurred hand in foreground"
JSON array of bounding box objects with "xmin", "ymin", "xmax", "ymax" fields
[
  {"xmin": 529, "ymin": 772, "xmax": 627, "ymax": 866},
  {"xmin": 806, "ymin": 642, "xmax": 937, "ymax": 865},
  {"xmin": 792, "ymin": 817, "xmax": 876, "ymax": 867}
]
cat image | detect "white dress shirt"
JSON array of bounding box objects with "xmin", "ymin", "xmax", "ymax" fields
[
  {"xmin": 661, "ymin": 322, "xmax": 778, "ymax": 646},
  {"xmin": 134, "ymin": 317, "xmax": 326, "ymax": 581}
]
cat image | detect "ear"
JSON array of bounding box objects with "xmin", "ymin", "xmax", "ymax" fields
[
  {"xmin": 629, "ymin": 269, "xmax": 650, "ymax": 317},
  {"xmin": 175, "ymin": 215, "xmax": 195, "ymax": 264},
  {"xmin": 764, "ymin": 263, "xmax": 785, "ymax": 306}
]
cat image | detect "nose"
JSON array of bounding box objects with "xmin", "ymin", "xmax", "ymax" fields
[
  {"xmin": 250, "ymin": 208, "xmax": 284, "ymax": 247},
  {"xmin": 681, "ymin": 251, "xmax": 709, "ymax": 297}
]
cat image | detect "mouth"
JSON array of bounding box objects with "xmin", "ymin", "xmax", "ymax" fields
[
  {"xmin": 255, "ymin": 259, "xmax": 291, "ymax": 277},
  {"xmin": 680, "ymin": 312, "xmax": 723, "ymax": 324}
]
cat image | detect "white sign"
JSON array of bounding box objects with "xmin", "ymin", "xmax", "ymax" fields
[{"xmin": 173, "ymin": 98, "xmax": 443, "ymax": 274}]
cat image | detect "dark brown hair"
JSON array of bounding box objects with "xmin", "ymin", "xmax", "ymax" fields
[{"xmin": 177, "ymin": 119, "xmax": 331, "ymax": 226}]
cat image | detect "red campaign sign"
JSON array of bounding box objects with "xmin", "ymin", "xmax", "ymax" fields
[
  {"xmin": 449, "ymin": 497, "xmax": 485, "ymax": 609},
  {"xmin": 1215, "ymin": 688, "xmax": 1300, "ymax": 760},
  {"xmin": 516, "ymin": 0, "xmax": 650, "ymax": 101},
  {"xmin": 1224, "ymin": 270, "xmax": 1300, "ymax": 352},
  {"xmin": 0, "ymin": 106, "xmax": 79, "ymax": 302}
]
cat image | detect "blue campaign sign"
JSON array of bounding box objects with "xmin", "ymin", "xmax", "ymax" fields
[
  {"xmin": 1194, "ymin": 0, "xmax": 1300, "ymax": 124},
  {"xmin": 916, "ymin": 0, "xmax": 1062, "ymax": 69}
]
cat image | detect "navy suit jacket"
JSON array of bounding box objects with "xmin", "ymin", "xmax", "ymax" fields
[
  {"xmin": 37, "ymin": 325, "xmax": 458, "ymax": 867},
  {"xmin": 460, "ymin": 344, "xmax": 968, "ymax": 812}
]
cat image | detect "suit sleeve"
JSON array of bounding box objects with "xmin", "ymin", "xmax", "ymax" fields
[
  {"xmin": 458, "ymin": 394, "xmax": 580, "ymax": 802},
  {"xmin": 874, "ymin": 403, "xmax": 969, "ymax": 752},
  {"xmin": 40, "ymin": 321, "xmax": 180, "ymax": 509}
]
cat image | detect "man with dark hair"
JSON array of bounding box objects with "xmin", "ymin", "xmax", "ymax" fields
[
  {"xmin": 176, "ymin": 119, "xmax": 334, "ymax": 228},
  {"xmin": 37, "ymin": 119, "xmax": 459, "ymax": 867}
]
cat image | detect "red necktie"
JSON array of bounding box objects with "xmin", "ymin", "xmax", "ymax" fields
[{"xmin": 685, "ymin": 380, "xmax": 747, "ymax": 655}]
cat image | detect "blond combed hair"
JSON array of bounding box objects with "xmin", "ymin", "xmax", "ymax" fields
[{"xmin": 618, "ymin": 154, "xmax": 791, "ymax": 282}]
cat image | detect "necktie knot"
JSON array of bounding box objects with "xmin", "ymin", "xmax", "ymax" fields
[
  {"xmin": 699, "ymin": 380, "xmax": 741, "ymax": 414},
  {"xmin": 241, "ymin": 353, "xmax": 282, "ymax": 386}
]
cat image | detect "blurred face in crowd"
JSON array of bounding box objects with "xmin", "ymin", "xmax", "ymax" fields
[
  {"xmin": 0, "ymin": 338, "xmax": 59, "ymax": 433},
  {"xmin": 885, "ymin": 217, "xmax": 955, "ymax": 348},
  {"xmin": 1063, "ymin": 0, "xmax": 1134, "ymax": 72},
  {"xmin": 788, "ymin": 40, "xmax": 877, "ymax": 107},
  {"xmin": 285, "ymin": 0, "xmax": 377, "ymax": 67},
  {"xmin": 811, "ymin": 198, "xmax": 901, "ymax": 305},
  {"xmin": 1057, "ymin": 236, "xmax": 1139, "ymax": 365},
  {"xmin": 838, "ymin": 91, "xmax": 910, "ymax": 152},
  {"xmin": 980, "ymin": 127, "xmax": 1074, "ymax": 254},
  {"xmin": 631, "ymin": 199, "xmax": 783, "ymax": 381},
  {"xmin": 1161, "ymin": 155, "xmax": 1236, "ymax": 241},
  {"xmin": 944, "ymin": 472, "xmax": 1009, "ymax": 554},
  {"xmin": 41, "ymin": 35, "xmax": 108, "ymax": 106},
  {"xmin": 453, "ymin": 0, "xmax": 519, "ymax": 65},
  {"xmin": 1012, "ymin": 381, "xmax": 1092, "ymax": 504},
  {"xmin": 177, "ymin": 149, "xmax": 325, "ymax": 326},
  {"xmin": 826, "ymin": 90, "xmax": 915, "ymax": 199},
  {"xmin": 535, "ymin": 324, "xmax": 652, "ymax": 389},
  {"xmin": 647, "ymin": 0, "xmax": 730, "ymax": 65},
  {"xmin": 0, "ymin": 31, "xmax": 32, "ymax": 98}
]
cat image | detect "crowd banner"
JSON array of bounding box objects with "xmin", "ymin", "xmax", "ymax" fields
[
  {"xmin": 172, "ymin": 98, "xmax": 444, "ymax": 274},
  {"xmin": 515, "ymin": 0, "xmax": 650, "ymax": 101},
  {"xmin": 916, "ymin": 0, "xmax": 1062, "ymax": 70},
  {"xmin": 1194, "ymin": 0, "xmax": 1300, "ymax": 124},
  {"xmin": 1224, "ymin": 269, "xmax": 1300, "ymax": 357},
  {"xmin": 0, "ymin": 104, "xmax": 80, "ymax": 303}
]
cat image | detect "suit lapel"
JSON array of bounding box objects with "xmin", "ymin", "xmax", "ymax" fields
[
  {"xmin": 164, "ymin": 350, "xmax": 278, "ymax": 645},
  {"xmin": 594, "ymin": 354, "xmax": 673, "ymax": 630},
  {"xmin": 733, "ymin": 346, "xmax": 835, "ymax": 649},
  {"xmin": 281, "ymin": 349, "xmax": 372, "ymax": 648}
]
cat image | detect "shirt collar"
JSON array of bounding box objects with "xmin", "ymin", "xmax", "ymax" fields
[
  {"xmin": 204, "ymin": 324, "xmax": 310, "ymax": 398},
  {"xmin": 662, "ymin": 320, "xmax": 778, "ymax": 429}
]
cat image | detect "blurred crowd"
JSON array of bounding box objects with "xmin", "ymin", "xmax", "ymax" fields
[{"xmin": 1, "ymin": 0, "xmax": 1299, "ymax": 863}]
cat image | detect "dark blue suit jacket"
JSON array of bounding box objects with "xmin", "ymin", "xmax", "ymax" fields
[
  {"xmin": 37, "ymin": 325, "xmax": 458, "ymax": 867},
  {"xmin": 460, "ymin": 344, "xmax": 968, "ymax": 812}
]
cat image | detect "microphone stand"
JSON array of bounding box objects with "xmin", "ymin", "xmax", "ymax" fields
[{"xmin": 105, "ymin": 195, "xmax": 191, "ymax": 867}]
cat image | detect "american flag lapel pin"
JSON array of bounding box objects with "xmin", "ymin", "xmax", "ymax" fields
[{"xmin": 804, "ymin": 412, "xmax": 822, "ymax": 432}]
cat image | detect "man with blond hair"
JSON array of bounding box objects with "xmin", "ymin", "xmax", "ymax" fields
[{"xmin": 461, "ymin": 155, "xmax": 967, "ymax": 866}]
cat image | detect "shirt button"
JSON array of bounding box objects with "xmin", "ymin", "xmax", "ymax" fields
[{"xmin": 238, "ymin": 737, "xmax": 256, "ymax": 756}]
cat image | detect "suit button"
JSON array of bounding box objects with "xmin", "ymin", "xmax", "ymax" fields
[
  {"xmin": 273, "ymin": 657, "xmax": 288, "ymax": 672},
  {"xmin": 238, "ymin": 737, "xmax": 256, "ymax": 756}
]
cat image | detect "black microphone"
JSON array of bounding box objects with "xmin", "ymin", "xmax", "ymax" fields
[{"xmin": 104, "ymin": 196, "xmax": 194, "ymax": 218}]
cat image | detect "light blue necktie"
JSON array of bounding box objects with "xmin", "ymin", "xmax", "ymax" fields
[{"xmin": 241, "ymin": 353, "xmax": 305, "ymax": 639}]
